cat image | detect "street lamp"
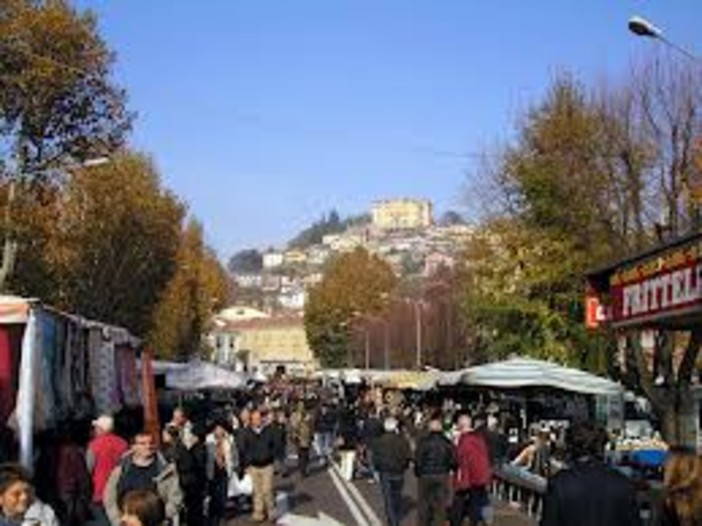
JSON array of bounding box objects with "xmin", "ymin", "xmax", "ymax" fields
[
  {"xmin": 352, "ymin": 311, "xmax": 390, "ymax": 370},
  {"xmin": 404, "ymin": 298, "xmax": 427, "ymax": 370},
  {"xmin": 628, "ymin": 15, "xmax": 698, "ymax": 61},
  {"xmin": 628, "ymin": 16, "xmax": 662, "ymax": 38}
]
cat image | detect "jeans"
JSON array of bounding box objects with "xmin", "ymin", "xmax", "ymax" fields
[
  {"xmin": 379, "ymin": 473, "xmax": 404, "ymax": 526},
  {"xmin": 450, "ymin": 486, "xmax": 489, "ymax": 526},
  {"xmin": 297, "ymin": 447, "xmax": 310, "ymax": 477},
  {"xmin": 316, "ymin": 432, "xmax": 335, "ymax": 459},
  {"xmin": 417, "ymin": 474, "xmax": 450, "ymax": 526}
]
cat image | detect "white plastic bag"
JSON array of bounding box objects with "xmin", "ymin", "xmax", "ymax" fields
[{"xmin": 228, "ymin": 473, "xmax": 253, "ymax": 497}]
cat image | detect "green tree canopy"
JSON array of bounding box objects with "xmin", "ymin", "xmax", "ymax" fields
[
  {"xmin": 288, "ymin": 210, "xmax": 370, "ymax": 249},
  {"xmin": 227, "ymin": 248, "xmax": 262, "ymax": 274}
]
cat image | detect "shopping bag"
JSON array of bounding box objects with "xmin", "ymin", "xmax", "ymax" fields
[{"xmin": 228, "ymin": 472, "xmax": 253, "ymax": 497}]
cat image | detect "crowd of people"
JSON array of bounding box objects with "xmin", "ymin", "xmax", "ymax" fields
[{"xmin": 0, "ymin": 385, "xmax": 700, "ymax": 526}]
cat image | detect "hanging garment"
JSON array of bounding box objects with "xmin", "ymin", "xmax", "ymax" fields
[
  {"xmin": 15, "ymin": 308, "xmax": 39, "ymax": 469},
  {"xmin": 141, "ymin": 349, "xmax": 160, "ymax": 443},
  {"xmin": 116, "ymin": 345, "xmax": 140, "ymax": 408},
  {"xmin": 0, "ymin": 326, "xmax": 14, "ymax": 423},
  {"xmin": 58, "ymin": 323, "xmax": 76, "ymax": 415},
  {"xmin": 88, "ymin": 328, "xmax": 120, "ymax": 414},
  {"xmin": 39, "ymin": 314, "xmax": 59, "ymax": 428}
]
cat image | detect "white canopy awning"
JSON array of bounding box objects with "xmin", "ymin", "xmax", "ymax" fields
[
  {"xmin": 165, "ymin": 361, "xmax": 247, "ymax": 391},
  {"xmin": 438, "ymin": 357, "xmax": 623, "ymax": 396}
]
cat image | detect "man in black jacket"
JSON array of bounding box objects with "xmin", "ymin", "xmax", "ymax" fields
[
  {"xmin": 371, "ymin": 416, "xmax": 412, "ymax": 526},
  {"xmin": 540, "ymin": 421, "xmax": 641, "ymax": 526},
  {"xmin": 241, "ymin": 410, "xmax": 277, "ymax": 523},
  {"xmin": 415, "ymin": 413, "xmax": 457, "ymax": 526}
]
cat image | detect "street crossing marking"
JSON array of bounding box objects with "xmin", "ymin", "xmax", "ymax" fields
[
  {"xmin": 330, "ymin": 462, "xmax": 383, "ymax": 526},
  {"xmin": 328, "ymin": 460, "xmax": 370, "ymax": 526},
  {"xmin": 277, "ymin": 511, "xmax": 344, "ymax": 525}
]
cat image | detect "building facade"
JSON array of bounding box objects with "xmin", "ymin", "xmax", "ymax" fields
[
  {"xmin": 263, "ymin": 251, "xmax": 284, "ymax": 269},
  {"xmin": 211, "ymin": 315, "xmax": 317, "ymax": 376},
  {"xmin": 371, "ymin": 198, "xmax": 433, "ymax": 230}
]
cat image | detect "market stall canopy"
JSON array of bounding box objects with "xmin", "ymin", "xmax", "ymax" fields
[
  {"xmin": 439, "ymin": 357, "xmax": 623, "ymax": 396},
  {"xmin": 165, "ymin": 361, "xmax": 247, "ymax": 391},
  {"xmin": 151, "ymin": 360, "xmax": 190, "ymax": 375}
]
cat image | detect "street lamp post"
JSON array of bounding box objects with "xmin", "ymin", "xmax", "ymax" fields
[
  {"xmin": 628, "ymin": 15, "xmax": 699, "ymax": 61},
  {"xmin": 362, "ymin": 326, "xmax": 370, "ymax": 370},
  {"xmin": 404, "ymin": 298, "xmax": 425, "ymax": 370},
  {"xmin": 363, "ymin": 314, "xmax": 390, "ymax": 370}
]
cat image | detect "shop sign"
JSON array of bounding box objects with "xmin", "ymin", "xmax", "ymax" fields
[
  {"xmin": 609, "ymin": 240, "xmax": 702, "ymax": 326},
  {"xmin": 585, "ymin": 294, "xmax": 607, "ymax": 329}
]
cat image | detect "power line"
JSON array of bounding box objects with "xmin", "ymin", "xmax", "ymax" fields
[{"xmin": 227, "ymin": 108, "xmax": 495, "ymax": 161}]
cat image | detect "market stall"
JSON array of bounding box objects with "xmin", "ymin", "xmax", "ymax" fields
[
  {"xmin": 164, "ymin": 360, "xmax": 248, "ymax": 391},
  {"xmin": 0, "ymin": 295, "xmax": 142, "ymax": 469},
  {"xmin": 439, "ymin": 357, "xmax": 623, "ymax": 396}
]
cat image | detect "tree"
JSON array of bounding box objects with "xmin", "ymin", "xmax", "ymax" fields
[
  {"xmin": 227, "ymin": 249, "xmax": 262, "ymax": 274},
  {"xmin": 287, "ymin": 210, "xmax": 369, "ymax": 249},
  {"xmin": 0, "ymin": 0, "xmax": 131, "ymax": 172},
  {"xmin": 463, "ymin": 77, "xmax": 630, "ymax": 371},
  {"xmin": 148, "ymin": 220, "xmax": 233, "ymax": 360},
  {"xmin": 305, "ymin": 247, "xmax": 397, "ymax": 367},
  {"xmin": 0, "ymin": 0, "xmax": 132, "ymax": 289},
  {"xmin": 439, "ymin": 210, "xmax": 466, "ymax": 226},
  {"xmin": 467, "ymin": 61, "xmax": 702, "ymax": 444},
  {"xmin": 29, "ymin": 152, "xmax": 186, "ymax": 336}
]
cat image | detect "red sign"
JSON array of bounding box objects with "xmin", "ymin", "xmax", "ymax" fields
[
  {"xmin": 608, "ymin": 241, "xmax": 702, "ymax": 327},
  {"xmin": 585, "ymin": 295, "xmax": 607, "ymax": 329}
]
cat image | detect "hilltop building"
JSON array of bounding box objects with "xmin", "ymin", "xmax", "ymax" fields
[{"xmin": 371, "ymin": 198, "xmax": 433, "ymax": 230}]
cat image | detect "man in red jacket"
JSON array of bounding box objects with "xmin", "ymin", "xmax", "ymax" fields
[
  {"xmin": 86, "ymin": 415, "xmax": 128, "ymax": 526},
  {"xmin": 451, "ymin": 414, "xmax": 492, "ymax": 526}
]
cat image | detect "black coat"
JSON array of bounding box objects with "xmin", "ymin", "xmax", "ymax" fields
[
  {"xmin": 315, "ymin": 407, "xmax": 338, "ymax": 434},
  {"xmin": 371, "ymin": 432, "xmax": 412, "ymax": 475},
  {"xmin": 178, "ymin": 442, "xmax": 207, "ymax": 495},
  {"xmin": 241, "ymin": 426, "xmax": 277, "ymax": 468},
  {"xmin": 338, "ymin": 410, "xmax": 360, "ymax": 451},
  {"xmin": 414, "ymin": 431, "xmax": 457, "ymax": 477},
  {"xmin": 540, "ymin": 459, "xmax": 642, "ymax": 526}
]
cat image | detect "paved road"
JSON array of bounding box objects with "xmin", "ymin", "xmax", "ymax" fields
[{"xmin": 225, "ymin": 458, "xmax": 537, "ymax": 526}]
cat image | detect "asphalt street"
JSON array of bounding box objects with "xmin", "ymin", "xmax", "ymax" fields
[{"xmin": 225, "ymin": 458, "xmax": 537, "ymax": 526}]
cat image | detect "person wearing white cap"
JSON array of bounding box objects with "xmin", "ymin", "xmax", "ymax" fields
[{"xmin": 86, "ymin": 415, "xmax": 128, "ymax": 525}]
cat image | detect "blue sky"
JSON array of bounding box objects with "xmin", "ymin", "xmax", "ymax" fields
[{"xmin": 77, "ymin": 1, "xmax": 700, "ymax": 258}]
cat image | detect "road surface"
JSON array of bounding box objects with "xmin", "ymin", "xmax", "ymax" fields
[{"xmin": 225, "ymin": 459, "xmax": 537, "ymax": 525}]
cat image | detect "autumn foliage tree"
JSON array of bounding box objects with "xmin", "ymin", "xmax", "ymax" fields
[
  {"xmin": 0, "ymin": 2, "xmax": 231, "ymax": 360},
  {"xmin": 305, "ymin": 248, "xmax": 397, "ymax": 367},
  {"xmin": 466, "ymin": 59, "xmax": 702, "ymax": 443},
  {"xmin": 0, "ymin": 0, "xmax": 132, "ymax": 290},
  {"xmin": 0, "ymin": 0, "xmax": 131, "ymax": 171},
  {"xmin": 22, "ymin": 152, "xmax": 184, "ymax": 334},
  {"xmin": 148, "ymin": 220, "xmax": 233, "ymax": 360}
]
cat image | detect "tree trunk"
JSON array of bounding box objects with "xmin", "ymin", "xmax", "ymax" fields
[
  {"xmin": 632, "ymin": 328, "xmax": 701, "ymax": 447},
  {"xmin": 659, "ymin": 389, "xmax": 697, "ymax": 446}
]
